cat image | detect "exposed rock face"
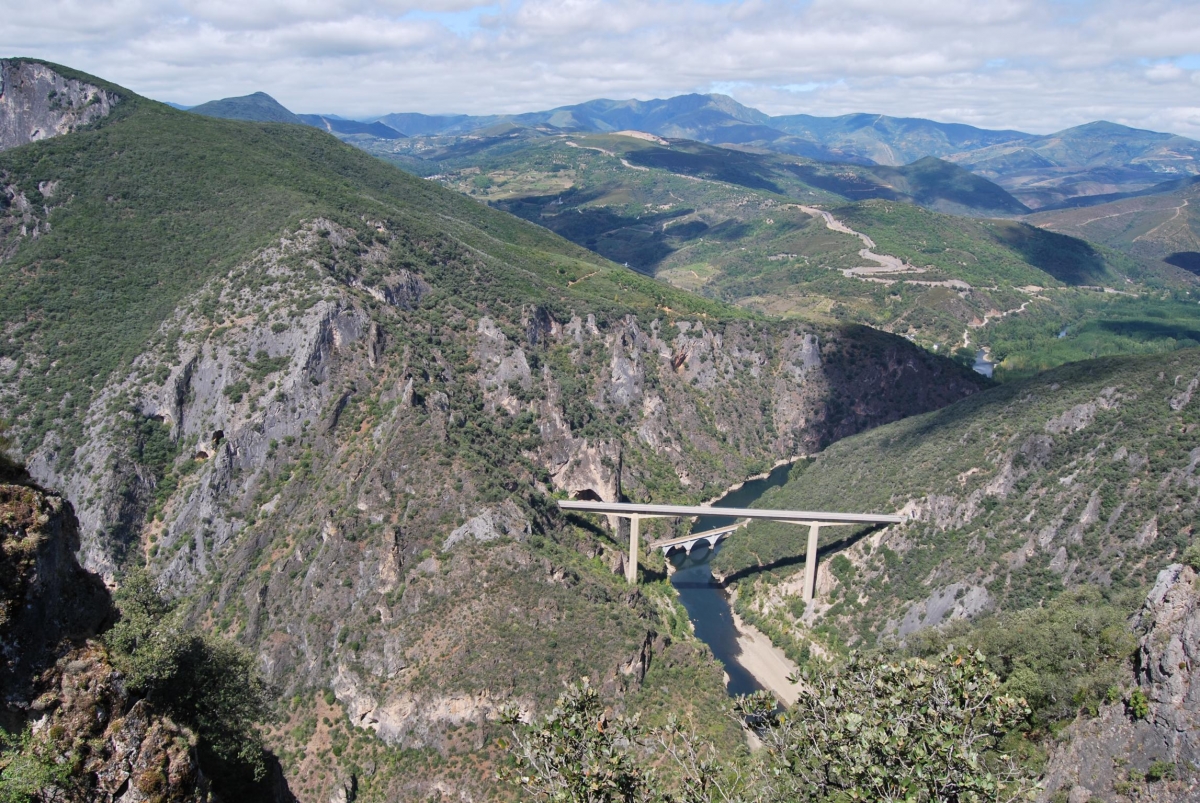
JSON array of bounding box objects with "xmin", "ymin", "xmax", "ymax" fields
[
  {"xmin": 0, "ymin": 483, "xmax": 111, "ymax": 706},
  {"xmin": 0, "ymin": 481, "xmax": 207, "ymax": 802},
  {"xmin": 0, "ymin": 215, "xmax": 981, "ymax": 799},
  {"xmin": 32, "ymin": 645, "xmax": 207, "ymax": 803},
  {"xmin": 1042, "ymin": 564, "xmax": 1200, "ymax": 801},
  {"xmin": 0, "ymin": 60, "xmax": 118, "ymax": 152}
]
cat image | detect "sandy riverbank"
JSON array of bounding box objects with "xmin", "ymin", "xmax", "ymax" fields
[{"xmin": 729, "ymin": 610, "xmax": 800, "ymax": 706}]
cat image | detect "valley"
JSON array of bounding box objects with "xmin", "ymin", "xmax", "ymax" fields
[
  {"xmin": 392, "ymin": 128, "xmax": 1200, "ymax": 378},
  {"xmin": 0, "ymin": 59, "xmax": 985, "ymax": 801},
  {"xmin": 2, "ymin": 55, "xmax": 1200, "ymax": 803}
]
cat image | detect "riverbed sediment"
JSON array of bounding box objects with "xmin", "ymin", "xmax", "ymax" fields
[{"xmin": 729, "ymin": 610, "xmax": 800, "ymax": 705}]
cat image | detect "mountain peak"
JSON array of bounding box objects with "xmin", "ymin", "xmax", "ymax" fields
[{"xmin": 189, "ymin": 91, "xmax": 302, "ymax": 124}]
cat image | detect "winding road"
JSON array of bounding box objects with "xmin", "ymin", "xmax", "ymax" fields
[{"xmin": 795, "ymin": 205, "xmax": 970, "ymax": 289}]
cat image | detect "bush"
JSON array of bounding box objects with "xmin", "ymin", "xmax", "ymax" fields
[
  {"xmin": 1129, "ymin": 689, "xmax": 1150, "ymax": 720},
  {"xmin": 1181, "ymin": 542, "xmax": 1200, "ymax": 572},
  {"xmin": 105, "ymin": 570, "xmax": 273, "ymax": 780},
  {"xmin": 743, "ymin": 649, "xmax": 1032, "ymax": 802},
  {"xmin": 0, "ymin": 729, "xmax": 71, "ymax": 803},
  {"xmin": 502, "ymin": 651, "xmax": 1036, "ymax": 802}
]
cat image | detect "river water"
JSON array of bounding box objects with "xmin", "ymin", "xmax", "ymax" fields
[
  {"xmin": 972, "ymin": 349, "xmax": 995, "ymax": 379},
  {"xmin": 669, "ymin": 462, "xmax": 794, "ymax": 697}
]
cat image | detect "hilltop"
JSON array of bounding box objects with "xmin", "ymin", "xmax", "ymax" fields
[
  {"xmin": 183, "ymin": 87, "xmax": 1200, "ymax": 210},
  {"xmin": 0, "ymin": 58, "xmax": 986, "ymax": 800},
  {"xmin": 189, "ymin": 90, "xmax": 305, "ymax": 124},
  {"xmin": 950, "ymin": 121, "xmax": 1200, "ymax": 210}
]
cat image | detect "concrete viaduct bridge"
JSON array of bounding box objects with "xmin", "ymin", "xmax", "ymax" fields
[{"xmin": 558, "ymin": 500, "xmax": 903, "ymax": 601}]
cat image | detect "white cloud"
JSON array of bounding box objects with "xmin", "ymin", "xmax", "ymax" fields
[{"xmin": 3, "ymin": 0, "xmax": 1199, "ymax": 137}]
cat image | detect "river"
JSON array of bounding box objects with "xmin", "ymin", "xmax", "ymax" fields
[
  {"xmin": 972, "ymin": 349, "xmax": 995, "ymax": 379},
  {"xmin": 669, "ymin": 462, "xmax": 795, "ymax": 697}
]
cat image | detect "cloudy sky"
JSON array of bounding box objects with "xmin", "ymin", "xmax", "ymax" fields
[{"xmin": 6, "ymin": 0, "xmax": 1200, "ymax": 137}]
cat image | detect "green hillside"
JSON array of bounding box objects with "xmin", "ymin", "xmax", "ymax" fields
[
  {"xmin": 189, "ymin": 90, "xmax": 305, "ymax": 124},
  {"xmin": 1028, "ymin": 178, "xmax": 1200, "ymax": 273},
  {"xmin": 713, "ymin": 348, "xmax": 1200, "ymax": 666},
  {"xmin": 0, "ymin": 88, "xmax": 740, "ymax": 461},
  {"xmin": 391, "ymin": 130, "xmax": 1200, "ymax": 370},
  {"xmin": 0, "ymin": 60, "xmax": 991, "ymax": 801}
]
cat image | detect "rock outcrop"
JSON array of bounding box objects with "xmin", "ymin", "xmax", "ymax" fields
[
  {"xmin": 1041, "ymin": 563, "xmax": 1200, "ymax": 801},
  {"xmin": 0, "ymin": 60, "xmax": 118, "ymax": 152},
  {"xmin": 0, "ymin": 480, "xmax": 207, "ymax": 802}
]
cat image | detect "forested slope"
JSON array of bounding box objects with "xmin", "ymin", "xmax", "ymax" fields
[
  {"xmin": 0, "ymin": 59, "xmax": 985, "ymax": 800},
  {"xmin": 715, "ymin": 349, "xmax": 1200, "ymax": 664}
]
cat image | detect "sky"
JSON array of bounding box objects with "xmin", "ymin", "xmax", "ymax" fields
[{"xmin": 5, "ymin": 0, "xmax": 1200, "ymax": 137}]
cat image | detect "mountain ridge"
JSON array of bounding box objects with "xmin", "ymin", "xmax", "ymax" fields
[
  {"xmin": 0, "ymin": 58, "xmax": 986, "ymax": 800},
  {"xmin": 185, "ymin": 87, "xmax": 1200, "ymax": 209}
]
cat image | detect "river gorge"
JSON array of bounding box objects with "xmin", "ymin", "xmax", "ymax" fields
[{"xmin": 670, "ymin": 462, "xmax": 800, "ymax": 701}]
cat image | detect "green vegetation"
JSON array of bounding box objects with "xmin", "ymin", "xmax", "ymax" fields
[
  {"xmin": 716, "ymin": 349, "xmax": 1200, "ymax": 673},
  {"xmin": 0, "ymin": 73, "xmax": 738, "ymax": 464},
  {"xmin": 0, "ymin": 729, "xmax": 71, "ymax": 803},
  {"xmin": 1027, "ymin": 180, "xmax": 1200, "ymax": 280},
  {"xmin": 391, "ymin": 131, "xmax": 1200, "ymax": 369},
  {"xmin": 908, "ymin": 586, "xmax": 1140, "ymax": 729},
  {"xmin": 105, "ymin": 570, "xmax": 274, "ymax": 786},
  {"xmin": 503, "ymin": 650, "xmax": 1035, "ymax": 802}
]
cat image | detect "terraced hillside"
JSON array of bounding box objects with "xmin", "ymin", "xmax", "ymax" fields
[
  {"xmin": 713, "ymin": 349, "xmax": 1200, "ymax": 671},
  {"xmin": 0, "ymin": 59, "xmax": 986, "ymax": 801}
]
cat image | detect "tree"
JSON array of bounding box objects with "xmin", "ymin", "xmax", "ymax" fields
[
  {"xmin": 502, "ymin": 651, "xmax": 1036, "ymax": 803},
  {"xmin": 738, "ymin": 649, "xmax": 1034, "ymax": 802},
  {"xmin": 106, "ymin": 570, "xmax": 274, "ymax": 780}
]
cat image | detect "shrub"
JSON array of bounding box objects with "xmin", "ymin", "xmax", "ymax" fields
[
  {"xmin": 1129, "ymin": 689, "xmax": 1150, "ymax": 720},
  {"xmin": 105, "ymin": 570, "xmax": 273, "ymax": 780},
  {"xmin": 1181, "ymin": 542, "xmax": 1200, "ymax": 572},
  {"xmin": 502, "ymin": 651, "xmax": 1036, "ymax": 802},
  {"xmin": 0, "ymin": 728, "xmax": 72, "ymax": 803}
]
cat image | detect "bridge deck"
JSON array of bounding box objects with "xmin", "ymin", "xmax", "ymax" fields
[
  {"xmin": 557, "ymin": 500, "xmax": 902, "ymax": 596},
  {"xmin": 558, "ymin": 500, "xmax": 902, "ymax": 525}
]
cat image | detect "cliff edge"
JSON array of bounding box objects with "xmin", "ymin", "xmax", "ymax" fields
[
  {"xmin": 0, "ymin": 481, "xmax": 206, "ymax": 802},
  {"xmin": 0, "ymin": 59, "xmax": 119, "ymax": 152},
  {"xmin": 1043, "ymin": 563, "xmax": 1200, "ymax": 801}
]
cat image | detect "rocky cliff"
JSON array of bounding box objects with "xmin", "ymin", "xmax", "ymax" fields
[
  {"xmin": 718, "ymin": 350, "xmax": 1200, "ymax": 672},
  {"xmin": 1042, "ymin": 562, "xmax": 1200, "ymax": 801},
  {"xmin": 0, "ymin": 481, "xmax": 207, "ymax": 802},
  {"xmin": 0, "ymin": 60, "xmax": 118, "ymax": 152},
  {"xmin": 0, "ymin": 60, "xmax": 987, "ymax": 800}
]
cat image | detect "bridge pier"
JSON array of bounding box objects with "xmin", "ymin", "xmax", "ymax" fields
[
  {"xmin": 802, "ymin": 523, "xmax": 820, "ymax": 602},
  {"xmin": 627, "ymin": 514, "xmax": 640, "ymax": 585},
  {"xmin": 557, "ymin": 501, "xmax": 902, "ymax": 592}
]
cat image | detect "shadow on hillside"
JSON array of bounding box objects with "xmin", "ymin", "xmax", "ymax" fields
[
  {"xmin": 1165, "ymin": 252, "xmax": 1200, "ymax": 276},
  {"xmin": 495, "ymin": 189, "xmax": 700, "ymax": 273},
  {"xmin": 785, "ymin": 163, "xmax": 898, "ymax": 201},
  {"xmin": 1096, "ymin": 318, "xmax": 1200, "ymax": 343},
  {"xmin": 622, "ymin": 147, "xmax": 784, "ymax": 194},
  {"xmin": 990, "ymin": 222, "xmax": 1111, "ymax": 285},
  {"xmin": 717, "ymin": 523, "xmax": 886, "ymax": 586}
]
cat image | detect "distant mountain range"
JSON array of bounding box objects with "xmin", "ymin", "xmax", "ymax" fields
[
  {"xmin": 188, "ymin": 91, "xmax": 405, "ymax": 140},
  {"xmin": 187, "ymin": 90, "xmax": 1200, "ymax": 210}
]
